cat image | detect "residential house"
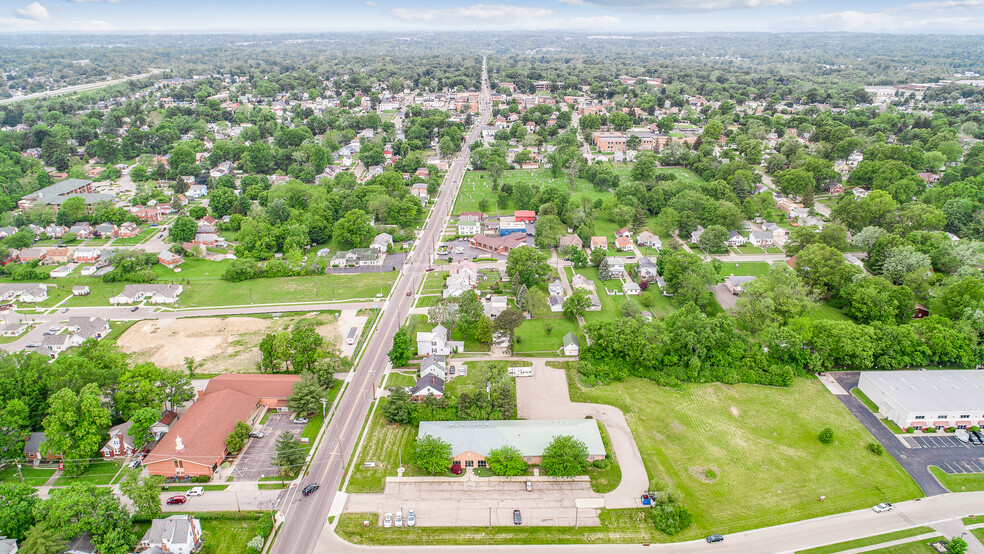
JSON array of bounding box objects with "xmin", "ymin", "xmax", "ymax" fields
[
  {"xmin": 193, "ymin": 233, "xmax": 220, "ymax": 246},
  {"xmin": 457, "ymin": 219, "xmax": 482, "ymax": 236},
  {"xmin": 748, "ymin": 230, "xmax": 774, "ymax": 247},
  {"xmin": 101, "ymin": 421, "xmax": 138, "ymax": 460},
  {"xmin": 416, "ymin": 324, "xmax": 463, "ymax": 356},
  {"xmin": 724, "ymin": 275, "xmax": 757, "ymax": 295},
  {"xmin": 410, "ymin": 183, "xmax": 429, "ymax": 202},
  {"xmin": 484, "ymin": 295, "xmax": 507, "ymax": 318},
  {"xmin": 109, "ymin": 284, "xmax": 183, "ymax": 305},
  {"xmin": 0, "ymin": 537, "xmax": 16, "ymax": 554},
  {"xmin": 571, "ymin": 274, "xmax": 596, "ymax": 292},
  {"xmin": 69, "ymin": 317, "xmax": 110, "ymax": 344},
  {"xmin": 186, "ymin": 184, "xmax": 208, "ymax": 198},
  {"xmin": 563, "ymin": 333, "xmax": 580, "ymax": 357},
  {"xmin": 615, "ymin": 236, "xmax": 633, "ymax": 252},
  {"xmin": 42, "ymin": 247, "xmax": 71, "ymax": 264},
  {"xmin": 69, "ymin": 223, "xmax": 92, "ymax": 239},
  {"xmin": 726, "ymin": 231, "xmax": 748, "ymax": 247},
  {"xmin": 94, "ymin": 222, "xmax": 118, "ymax": 238},
  {"xmin": 370, "ymin": 233, "xmax": 393, "ymax": 253},
  {"xmin": 410, "ymin": 375, "xmax": 444, "ymax": 402},
  {"xmin": 636, "ymin": 231, "xmax": 661, "ymax": 250},
  {"xmin": 590, "ymin": 236, "xmax": 608, "ymax": 250},
  {"xmin": 638, "ymin": 265, "xmax": 660, "ymax": 283},
  {"xmin": 548, "ymin": 280, "xmax": 565, "ymax": 296},
  {"xmin": 548, "ymin": 295, "xmax": 565, "ymax": 313},
  {"xmin": 44, "ymin": 224, "xmax": 68, "ymax": 239},
  {"xmin": 118, "ymin": 222, "xmax": 140, "ymax": 238},
  {"xmin": 615, "ymin": 227, "xmax": 631, "ymax": 239},
  {"xmin": 158, "ymin": 251, "xmax": 184, "ymax": 269},
  {"xmin": 17, "ymin": 248, "xmax": 45, "ymax": 263},
  {"xmin": 24, "ymin": 431, "xmax": 61, "ymax": 463},
  {"xmin": 138, "ymin": 515, "xmax": 203, "ymax": 554},
  {"xmin": 17, "ymin": 284, "xmax": 48, "ymax": 303},
  {"xmin": 0, "ymin": 226, "xmax": 16, "ymax": 238},
  {"xmin": 74, "ymin": 247, "xmax": 99, "ymax": 263},
  {"xmin": 622, "ymin": 281, "xmax": 641, "ymax": 296},
  {"xmin": 1, "ymin": 323, "xmax": 27, "ymax": 337},
  {"xmin": 558, "ymin": 234, "xmax": 583, "ymax": 250},
  {"xmin": 690, "ymin": 225, "xmax": 705, "ymax": 243},
  {"xmin": 420, "ymin": 356, "xmax": 447, "ymax": 381},
  {"xmin": 605, "ymin": 257, "xmax": 626, "ymax": 278}
]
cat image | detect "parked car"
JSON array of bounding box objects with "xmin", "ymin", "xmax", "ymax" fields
[
  {"xmin": 395, "ymin": 511, "xmax": 403, "ymax": 527},
  {"xmin": 384, "ymin": 513, "xmax": 392, "ymax": 527},
  {"xmin": 25, "ymin": 343, "xmax": 39, "ymax": 348},
  {"xmin": 187, "ymin": 487, "xmax": 205, "ymax": 496},
  {"xmin": 166, "ymin": 495, "xmax": 186, "ymax": 505},
  {"xmin": 130, "ymin": 306, "xmax": 139, "ymax": 312},
  {"xmin": 706, "ymin": 534, "xmax": 724, "ymax": 543},
  {"xmin": 872, "ymin": 503, "xmax": 893, "ymax": 513},
  {"xmin": 129, "ymin": 458, "xmax": 142, "ymax": 469},
  {"xmin": 513, "ymin": 510, "xmax": 522, "ymax": 525},
  {"xmin": 407, "ymin": 509, "xmax": 415, "ymax": 527},
  {"xmin": 249, "ymin": 431, "xmax": 265, "ymax": 438},
  {"xmin": 971, "ymin": 430, "xmax": 984, "ymax": 444},
  {"xmin": 302, "ymin": 483, "xmax": 319, "ymax": 496},
  {"xmin": 525, "ymin": 480, "xmax": 533, "ymax": 492},
  {"xmin": 293, "ymin": 417, "xmax": 309, "ymax": 424},
  {"xmin": 425, "ymin": 267, "xmax": 435, "ymax": 272}
]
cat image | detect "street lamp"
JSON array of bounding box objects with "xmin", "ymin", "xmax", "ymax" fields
[{"xmin": 320, "ymin": 397, "xmax": 328, "ymax": 421}]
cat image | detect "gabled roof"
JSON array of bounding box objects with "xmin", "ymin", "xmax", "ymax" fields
[
  {"xmin": 203, "ymin": 373, "xmax": 300, "ymax": 400},
  {"xmin": 563, "ymin": 332, "xmax": 579, "ymax": 348},
  {"xmin": 418, "ymin": 419, "xmax": 604, "ymax": 458},
  {"xmin": 411, "ymin": 375, "xmax": 445, "ymax": 396}
]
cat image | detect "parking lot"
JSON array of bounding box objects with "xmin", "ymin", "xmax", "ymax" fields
[
  {"xmin": 345, "ymin": 476, "xmax": 603, "ymax": 527},
  {"xmin": 904, "ymin": 435, "xmax": 982, "ymax": 449},
  {"xmin": 233, "ymin": 412, "xmax": 301, "ymax": 481}
]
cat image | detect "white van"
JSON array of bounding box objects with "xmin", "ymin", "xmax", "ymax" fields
[{"xmin": 346, "ymin": 327, "xmax": 357, "ymax": 345}]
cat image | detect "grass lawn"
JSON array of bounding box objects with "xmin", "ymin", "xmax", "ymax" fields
[
  {"xmin": 964, "ymin": 515, "xmax": 984, "ymax": 525},
  {"xmin": 974, "ymin": 529, "xmax": 984, "ymax": 546},
  {"xmin": 929, "ymin": 466, "xmax": 984, "ymax": 492},
  {"xmin": 590, "ymin": 420, "xmax": 621, "ymax": 494},
  {"xmin": 193, "ymin": 513, "xmax": 267, "ymax": 554},
  {"xmin": 385, "ymin": 372, "xmax": 417, "ymax": 388},
  {"xmin": 453, "ymin": 170, "xmax": 612, "ymax": 216},
  {"xmin": 795, "ymin": 527, "xmax": 936, "ymax": 554},
  {"xmin": 0, "ymin": 464, "xmax": 56, "ymax": 486},
  {"xmin": 174, "ymin": 272, "xmax": 397, "ymax": 307},
  {"xmin": 347, "ymin": 399, "xmax": 418, "ymax": 493},
  {"xmin": 164, "ymin": 484, "xmax": 230, "ymax": 491},
  {"xmin": 338, "ymin": 508, "xmax": 679, "ymax": 545},
  {"xmin": 861, "ymin": 536, "xmax": 946, "ymax": 554},
  {"xmin": 735, "ymin": 246, "xmax": 766, "ymax": 254},
  {"xmin": 415, "ymin": 295, "xmax": 442, "ymax": 308},
  {"xmin": 54, "ymin": 460, "xmax": 123, "ymax": 486},
  {"xmin": 421, "ymin": 271, "xmax": 449, "ymax": 293},
  {"xmin": 766, "ymin": 247, "xmax": 785, "ymax": 254},
  {"xmin": 805, "ymin": 303, "xmax": 851, "ymax": 322},
  {"xmin": 513, "ymin": 317, "xmax": 579, "ymax": 354},
  {"xmin": 716, "ymin": 262, "xmax": 773, "ymax": 280},
  {"xmin": 851, "ymin": 387, "xmax": 880, "ymax": 413},
  {"xmin": 566, "ymin": 376, "xmax": 922, "ymax": 536}
]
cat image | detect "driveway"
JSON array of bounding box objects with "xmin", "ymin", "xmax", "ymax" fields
[
  {"xmin": 516, "ymin": 359, "xmax": 649, "ymax": 508},
  {"xmin": 830, "ymin": 372, "xmax": 967, "ymax": 496},
  {"xmin": 233, "ymin": 412, "xmax": 299, "ymax": 481},
  {"xmin": 345, "ymin": 475, "xmax": 602, "ymax": 527},
  {"xmin": 713, "ymin": 283, "xmax": 739, "ymax": 312}
]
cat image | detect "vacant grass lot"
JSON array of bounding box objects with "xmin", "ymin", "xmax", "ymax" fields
[
  {"xmin": 0, "ymin": 464, "xmax": 56, "ymax": 486},
  {"xmin": 513, "ymin": 317, "xmax": 578, "ymax": 354},
  {"xmin": 53, "ymin": 460, "xmax": 124, "ymax": 486},
  {"xmin": 346, "ymin": 399, "xmax": 425, "ymax": 493},
  {"xmin": 716, "ymin": 261, "xmax": 773, "ymax": 280},
  {"xmin": 567, "ymin": 266, "xmax": 676, "ymax": 324},
  {"xmin": 385, "ymin": 372, "xmax": 417, "ymax": 388},
  {"xmin": 566, "ymin": 376, "xmax": 922, "ymax": 535},
  {"xmin": 862, "ymin": 536, "xmax": 945, "ymax": 554},
  {"xmin": 176, "ymin": 272, "xmax": 397, "ymax": 307},
  {"xmin": 929, "ymin": 466, "xmax": 984, "ymax": 492}
]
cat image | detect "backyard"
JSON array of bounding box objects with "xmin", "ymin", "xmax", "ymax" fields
[{"xmin": 565, "ymin": 375, "xmax": 922, "ymax": 535}]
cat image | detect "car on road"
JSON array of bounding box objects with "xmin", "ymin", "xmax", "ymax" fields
[
  {"xmin": 293, "ymin": 417, "xmax": 309, "ymax": 424},
  {"xmin": 406, "ymin": 290, "xmax": 411, "ymax": 296},
  {"xmin": 425, "ymin": 267, "xmax": 435, "ymax": 272},
  {"xmin": 166, "ymin": 495, "xmax": 186, "ymax": 505},
  {"xmin": 249, "ymin": 431, "xmax": 264, "ymax": 438},
  {"xmin": 525, "ymin": 480, "xmax": 533, "ymax": 492},
  {"xmin": 872, "ymin": 503, "xmax": 893, "ymax": 513},
  {"xmin": 302, "ymin": 483, "xmax": 319, "ymax": 496},
  {"xmin": 187, "ymin": 487, "xmax": 205, "ymax": 496},
  {"xmin": 395, "ymin": 511, "xmax": 403, "ymax": 527},
  {"xmin": 383, "ymin": 513, "xmax": 392, "ymax": 527},
  {"xmin": 407, "ymin": 509, "xmax": 415, "ymax": 527},
  {"xmin": 62, "ymin": 308, "xmax": 68, "ymax": 313},
  {"xmin": 130, "ymin": 306, "xmax": 139, "ymax": 312},
  {"xmin": 706, "ymin": 534, "xmax": 724, "ymax": 543},
  {"xmin": 129, "ymin": 458, "xmax": 142, "ymax": 469},
  {"xmin": 25, "ymin": 343, "xmax": 39, "ymax": 348},
  {"xmin": 513, "ymin": 510, "xmax": 522, "ymax": 525}
]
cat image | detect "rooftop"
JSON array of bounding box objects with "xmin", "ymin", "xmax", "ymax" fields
[
  {"xmin": 860, "ymin": 370, "xmax": 984, "ymax": 413},
  {"xmin": 418, "ymin": 419, "xmax": 604, "ymax": 458}
]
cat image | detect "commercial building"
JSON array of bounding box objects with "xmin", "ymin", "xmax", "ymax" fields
[
  {"xmin": 858, "ymin": 370, "xmax": 984, "ymax": 430},
  {"xmin": 418, "ymin": 419, "xmax": 605, "ymax": 468},
  {"xmin": 18, "ymin": 179, "xmax": 115, "ymax": 213}
]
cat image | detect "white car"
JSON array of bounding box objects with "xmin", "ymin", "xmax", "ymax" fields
[
  {"xmin": 872, "ymin": 503, "xmax": 893, "ymax": 513},
  {"xmin": 395, "ymin": 511, "xmax": 403, "ymax": 527},
  {"xmin": 407, "ymin": 509, "xmax": 415, "ymax": 527},
  {"xmin": 187, "ymin": 486, "xmax": 205, "ymax": 496},
  {"xmin": 383, "ymin": 513, "xmax": 392, "ymax": 527}
]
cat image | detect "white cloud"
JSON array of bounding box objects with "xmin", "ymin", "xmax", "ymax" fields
[
  {"xmin": 0, "ymin": 16, "xmax": 116, "ymax": 30},
  {"xmin": 389, "ymin": 4, "xmax": 554, "ymax": 25},
  {"xmin": 575, "ymin": 0, "xmax": 801, "ymax": 12},
  {"xmin": 569, "ymin": 15, "xmax": 622, "ymax": 26},
  {"xmin": 15, "ymin": 2, "xmax": 50, "ymax": 21},
  {"xmin": 776, "ymin": 10, "xmax": 984, "ymax": 32},
  {"xmin": 558, "ymin": 0, "xmax": 586, "ymax": 5},
  {"xmin": 68, "ymin": 0, "xmax": 122, "ymax": 2},
  {"xmin": 363, "ymin": 1, "xmax": 377, "ymax": 5},
  {"xmin": 904, "ymin": 0, "xmax": 984, "ymax": 10}
]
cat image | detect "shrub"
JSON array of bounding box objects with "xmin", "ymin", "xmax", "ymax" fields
[
  {"xmin": 972, "ymin": 426, "xmax": 980, "ymax": 433},
  {"xmin": 246, "ymin": 535, "xmax": 265, "ymax": 554},
  {"xmin": 195, "ymin": 475, "xmax": 210, "ymax": 483},
  {"xmin": 905, "ymin": 427, "xmax": 915, "ymax": 433},
  {"xmin": 818, "ymin": 427, "xmax": 834, "ymax": 444},
  {"xmin": 593, "ymin": 458, "xmax": 611, "ymax": 470},
  {"xmin": 867, "ymin": 442, "xmax": 884, "ymax": 455},
  {"xmin": 946, "ymin": 427, "xmax": 956, "ymax": 433},
  {"xmin": 649, "ymin": 501, "xmax": 693, "ymax": 535},
  {"xmin": 255, "ymin": 514, "xmax": 273, "ymax": 537},
  {"xmin": 923, "ymin": 427, "xmax": 936, "ymax": 433}
]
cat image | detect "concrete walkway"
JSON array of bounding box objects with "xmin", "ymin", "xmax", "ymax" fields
[{"xmin": 516, "ymin": 359, "xmax": 649, "ymax": 508}]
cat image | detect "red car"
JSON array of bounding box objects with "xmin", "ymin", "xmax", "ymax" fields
[{"xmin": 166, "ymin": 495, "xmax": 187, "ymax": 505}]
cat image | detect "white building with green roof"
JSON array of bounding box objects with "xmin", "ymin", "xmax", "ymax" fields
[{"xmin": 418, "ymin": 419, "xmax": 605, "ymax": 468}]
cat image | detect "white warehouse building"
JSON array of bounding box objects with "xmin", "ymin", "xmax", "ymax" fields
[{"xmin": 858, "ymin": 370, "xmax": 984, "ymax": 431}]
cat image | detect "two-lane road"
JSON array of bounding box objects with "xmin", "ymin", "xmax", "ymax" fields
[{"xmin": 271, "ymin": 56, "xmax": 492, "ymax": 554}]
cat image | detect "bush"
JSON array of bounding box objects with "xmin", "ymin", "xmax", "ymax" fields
[
  {"xmin": 946, "ymin": 427, "xmax": 956, "ymax": 433},
  {"xmin": 593, "ymin": 458, "xmax": 611, "ymax": 470},
  {"xmin": 867, "ymin": 442, "xmax": 884, "ymax": 455},
  {"xmin": 972, "ymin": 426, "xmax": 980, "ymax": 433},
  {"xmin": 649, "ymin": 501, "xmax": 693, "ymax": 535},
  {"xmin": 923, "ymin": 427, "xmax": 936, "ymax": 433},
  {"xmin": 906, "ymin": 427, "xmax": 915, "ymax": 433},
  {"xmin": 255, "ymin": 514, "xmax": 273, "ymax": 537},
  {"xmin": 818, "ymin": 427, "xmax": 834, "ymax": 444},
  {"xmin": 194, "ymin": 475, "xmax": 210, "ymax": 483},
  {"xmin": 246, "ymin": 535, "xmax": 265, "ymax": 554}
]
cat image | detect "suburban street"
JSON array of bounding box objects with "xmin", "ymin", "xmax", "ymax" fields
[{"xmin": 269, "ymin": 56, "xmax": 493, "ymax": 554}]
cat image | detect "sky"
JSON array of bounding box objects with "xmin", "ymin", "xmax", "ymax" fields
[{"xmin": 1, "ymin": 0, "xmax": 983, "ymax": 34}]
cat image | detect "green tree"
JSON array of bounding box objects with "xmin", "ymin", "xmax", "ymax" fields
[
  {"xmin": 505, "ymin": 246, "xmax": 550, "ymax": 288},
  {"xmin": 273, "ymin": 431, "xmax": 305, "ymax": 478},
  {"xmin": 569, "ymin": 248, "xmax": 589, "ymax": 268},
  {"xmin": 289, "ymin": 324, "xmax": 327, "ymax": 373},
  {"xmin": 158, "ymin": 370, "xmax": 195, "ymax": 413},
  {"xmin": 19, "ymin": 524, "xmax": 65, "ymax": 554},
  {"xmin": 114, "ymin": 362, "xmax": 163, "ymax": 420},
  {"xmin": 128, "ymin": 407, "xmax": 161, "ymax": 450},
  {"xmin": 474, "ymin": 315, "xmax": 494, "ymax": 346},
  {"xmin": 793, "ymin": 243, "xmax": 846, "ymax": 295},
  {"xmin": 168, "ymin": 216, "xmax": 197, "ymax": 243},
  {"xmin": 650, "ymin": 500, "xmax": 693, "ymax": 535},
  {"xmin": 55, "ymin": 196, "xmax": 86, "ymax": 226},
  {"xmin": 493, "ymin": 308, "xmax": 526, "ymax": 351},
  {"xmin": 486, "ymin": 445, "xmax": 528, "ymax": 476},
  {"xmin": 33, "ymin": 482, "xmax": 133, "ymax": 554},
  {"xmin": 455, "ymin": 290, "xmax": 484, "ymax": 334},
  {"xmin": 563, "ymin": 288, "xmax": 591, "ymax": 319},
  {"xmin": 414, "ymin": 434, "xmax": 452, "ymax": 475},
  {"xmin": 208, "ymin": 187, "xmax": 237, "ymax": 218},
  {"xmin": 388, "ymin": 325, "xmax": 415, "ymax": 367},
  {"xmin": 818, "ymin": 427, "xmax": 834, "ymax": 444},
  {"xmin": 947, "ymin": 538, "xmax": 968, "ymax": 554},
  {"xmin": 119, "ymin": 471, "xmax": 164, "ymax": 520},
  {"xmin": 541, "ymin": 435, "xmax": 589, "ymax": 477},
  {"xmin": 0, "ymin": 482, "xmax": 38, "ymax": 541},
  {"xmin": 382, "ymin": 389, "xmax": 412, "ymax": 425},
  {"xmin": 0, "ymin": 398, "xmax": 30, "ymax": 462},
  {"xmin": 41, "ymin": 384, "xmax": 110, "ymax": 476},
  {"xmin": 333, "ymin": 209, "xmax": 375, "ymax": 249},
  {"xmin": 287, "ymin": 373, "xmax": 326, "ymax": 416},
  {"xmin": 225, "ymin": 420, "xmax": 251, "ymax": 453}
]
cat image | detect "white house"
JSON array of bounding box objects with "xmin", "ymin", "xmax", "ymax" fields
[
  {"xmin": 457, "ymin": 220, "xmax": 481, "ymax": 236},
  {"xmin": 417, "ymin": 324, "xmax": 462, "ymax": 356},
  {"xmin": 605, "ymin": 258, "xmax": 626, "ymax": 278},
  {"xmin": 370, "ymin": 233, "xmax": 393, "ymax": 253},
  {"xmin": 563, "ymin": 332, "xmax": 580, "ymax": 357},
  {"xmin": 484, "ymin": 295, "xmax": 507, "ymax": 318},
  {"xmin": 420, "ymin": 356, "xmax": 448, "ymax": 381},
  {"xmin": 571, "ymin": 274, "xmax": 596, "ymax": 292},
  {"xmin": 110, "ymin": 284, "xmax": 183, "ymax": 305},
  {"xmin": 548, "ymin": 295, "xmax": 565, "ymax": 312},
  {"xmin": 548, "ymin": 280, "xmax": 565, "ymax": 296},
  {"xmin": 138, "ymin": 515, "xmax": 203, "ymax": 554},
  {"xmin": 622, "ymin": 281, "xmax": 641, "ymax": 295},
  {"xmin": 726, "ymin": 231, "xmax": 747, "ymax": 247},
  {"xmin": 748, "ymin": 230, "xmax": 774, "ymax": 247},
  {"xmin": 637, "ymin": 231, "xmax": 661, "ymax": 250},
  {"xmin": 724, "ymin": 275, "xmax": 756, "ymax": 295}
]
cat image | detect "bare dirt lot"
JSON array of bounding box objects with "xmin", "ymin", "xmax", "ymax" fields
[{"xmin": 118, "ymin": 314, "xmax": 346, "ymax": 373}]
